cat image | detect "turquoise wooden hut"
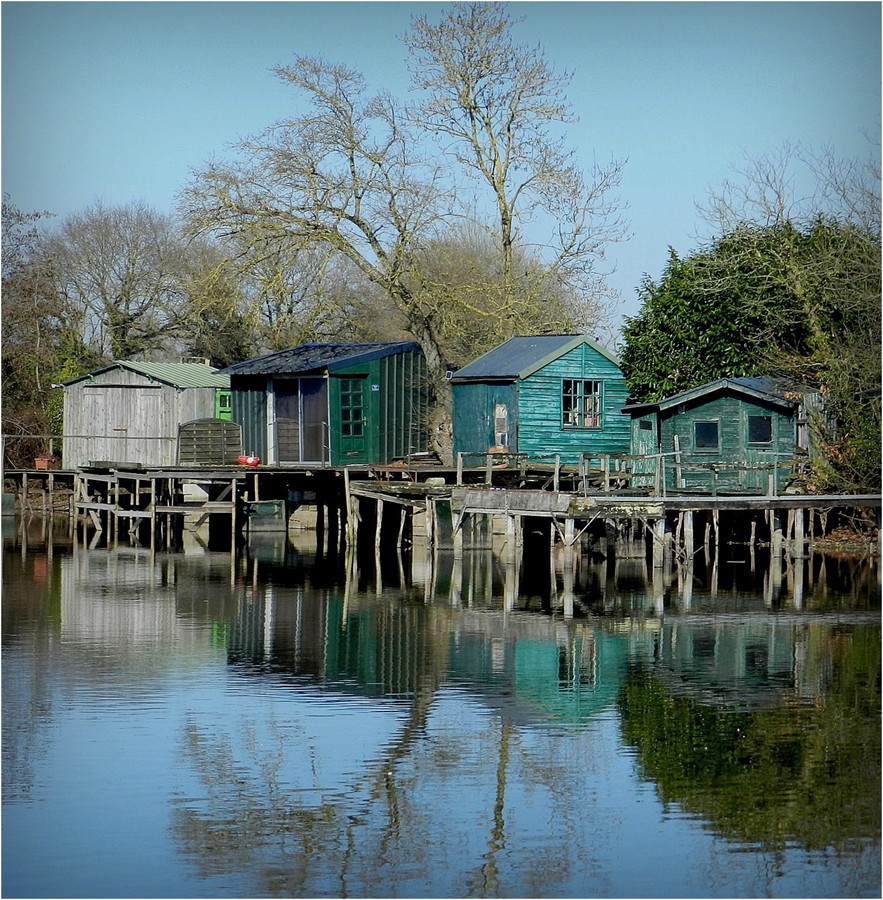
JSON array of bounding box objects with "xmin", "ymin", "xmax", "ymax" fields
[
  {"xmin": 223, "ymin": 342, "xmax": 429, "ymax": 466},
  {"xmin": 623, "ymin": 377, "xmax": 813, "ymax": 493},
  {"xmin": 450, "ymin": 335, "xmax": 630, "ymax": 464}
]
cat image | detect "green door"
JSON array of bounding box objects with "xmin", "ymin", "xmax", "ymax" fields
[
  {"xmin": 743, "ymin": 412, "xmax": 775, "ymax": 492},
  {"xmin": 336, "ymin": 376, "xmax": 369, "ymax": 464},
  {"xmin": 631, "ymin": 415, "xmax": 658, "ymax": 489}
]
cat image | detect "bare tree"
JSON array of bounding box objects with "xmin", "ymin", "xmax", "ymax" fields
[
  {"xmin": 406, "ymin": 221, "xmax": 582, "ymax": 368},
  {"xmin": 236, "ymin": 241, "xmax": 369, "ymax": 351},
  {"xmin": 177, "ymin": 236, "xmax": 256, "ymax": 367},
  {"xmin": 404, "ymin": 2, "xmax": 628, "ymax": 323},
  {"xmin": 182, "ymin": 57, "xmax": 454, "ymax": 451},
  {"xmin": 45, "ymin": 201, "xmax": 189, "ymax": 361}
]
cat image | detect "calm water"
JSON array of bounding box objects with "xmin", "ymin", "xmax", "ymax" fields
[{"xmin": 2, "ymin": 515, "xmax": 880, "ymax": 899}]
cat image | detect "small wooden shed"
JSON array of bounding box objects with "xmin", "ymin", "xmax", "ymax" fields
[
  {"xmin": 60, "ymin": 361, "xmax": 232, "ymax": 469},
  {"xmin": 450, "ymin": 335, "xmax": 630, "ymax": 464},
  {"xmin": 623, "ymin": 377, "xmax": 813, "ymax": 493},
  {"xmin": 223, "ymin": 342, "xmax": 429, "ymax": 466}
]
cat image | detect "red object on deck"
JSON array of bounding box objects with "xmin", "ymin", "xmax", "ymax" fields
[{"xmin": 237, "ymin": 455, "xmax": 260, "ymax": 467}]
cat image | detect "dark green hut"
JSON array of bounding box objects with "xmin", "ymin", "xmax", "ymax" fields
[
  {"xmin": 450, "ymin": 335, "xmax": 630, "ymax": 464},
  {"xmin": 624, "ymin": 377, "xmax": 814, "ymax": 493},
  {"xmin": 223, "ymin": 342, "xmax": 429, "ymax": 466}
]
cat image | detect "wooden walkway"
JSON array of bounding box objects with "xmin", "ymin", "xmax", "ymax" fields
[{"xmin": 3, "ymin": 457, "xmax": 880, "ymax": 560}]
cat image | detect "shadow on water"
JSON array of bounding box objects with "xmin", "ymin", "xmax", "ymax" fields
[{"xmin": 3, "ymin": 512, "xmax": 881, "ymax": 897}]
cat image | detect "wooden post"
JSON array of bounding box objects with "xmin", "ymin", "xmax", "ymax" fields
[
  {"xmin": 652, "ymin": 518, "xmax": 666, "ymax": 569},
  {"xmin": 503, "ymin": 555, "xmax": 518, "ymax": 611},
  {"xmin": 791, "ymin": 508, "xmax": 805, "ymax": 559},
  {"xmin": 679, "ymin": 563, "xmax": 693, "ymax": 609},
  {"xmin": 562, "ymin": 543, "xmax": 575, "ymax": 618},
  {"xmin": 397, "ymin": 506, "xmax": 407, "ymax": 549},
  {"xmin": 771, "ymin": 508, "xmax": 784, "ymax": 558},
  {"xmin": 343, "ymin": 467, "xmax": 353, "ymax": 545},
  {"xmin": 375, "ymin": 497, "xmax": 384, "ymax": 549},
  {"xmin": 792, "ymin": 555, "xmax": 805, "ymax": 608},
  {"xmin": 712, "ymin": 509, "xmax": 719, "ymax": 555},
  {"xmin": 453, "ymin": 511, "xmax": 464, "ymax": 559},
  {"xmin": 663, "ymin": 515, "xmax": 673, "ymax": 564},
  {"xmin": 683, "ymin": 510, "xmax": 694, "ymax": 559},
  {"xmin": 506, "ymin": 513, "xmax": 517, "ymax": 551},
  {"xmin": 422, "ymin": 498, "xmax": 431, "ymax": 550},
  {"xmin": 456, "ymin": 453, "xmax": 463, "ymax": 486},
  {"xmin": 485, "ymin": 454, "xmax": 493, "ymax": 485},
  {"xmin": 554, "ymin": 455, "xmax": 560, "ymax": 492}
]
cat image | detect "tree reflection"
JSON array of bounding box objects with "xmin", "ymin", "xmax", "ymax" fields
[{"xmin": 618, "ymin": 626, "xmax": 881, "ymax": 850}]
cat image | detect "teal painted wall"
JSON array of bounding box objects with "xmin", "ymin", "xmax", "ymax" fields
[
  {"xmin": 658, "ymin": 394, "xmax": 797, "ymax": 492},
  {"xmin": 516, "ymin": 344, "xmax": 630, "ymax": 464},
  {"xmin": 452, "ymin": 382, "xmax": 519, "ymax": 459}
]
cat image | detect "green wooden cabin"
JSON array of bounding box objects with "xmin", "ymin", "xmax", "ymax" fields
[
  {"xmin": 223, "ymin": 342, "xmax": 429, "ymax": 466},
  {"xmin": 450, "ymin": 335, "xmax": 630, "ymax": 464},
  {"xmin": 624, "ymin": 377, "xmax": 811, "ymax": 493}
]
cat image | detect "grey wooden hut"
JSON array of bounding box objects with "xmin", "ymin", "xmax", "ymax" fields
[
  {"xmin": 222, "ymin": 342, "xmax": 429, "ymax": 466},
  {"xmin": 623, "ymin": 376, "xmax": 818, "ymax": 493},
  {"xmin": 60, "ymin": 361, "xmax": 232, "ymax": 469},
  {"xmin": 450, "ymin": 335, "xmax": 630, "ymax": 465}
]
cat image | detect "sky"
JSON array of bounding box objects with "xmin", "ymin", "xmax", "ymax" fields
[{"xmin": 2, "ymin": 1, "xmax": 880, "ymax": 333}]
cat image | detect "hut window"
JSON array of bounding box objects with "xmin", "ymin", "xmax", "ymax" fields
[
  {"xmin": 748, "ymin": 415, "xmax": 772, "ymax": 444},
  {"xmin": 694, "ymin": 420, "xmax": 720, "ymax": 451},
  {"xmin": 340, "ymin": 378, "xmax": 364, "ymax": 437},
  {"xmin": 562, "ymin": 379, "xmax": 602, "ymax": 428}
]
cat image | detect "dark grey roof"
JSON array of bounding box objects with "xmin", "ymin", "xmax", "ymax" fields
[
  {"xmin": 623, "ymin": 376, "xmax": 809, "ymax": 416},
  {"xmin": 222, "ymin": 342, "xmax": 421, "ymax": 376},
  {"xmin": 450, "ymin": 335, "xmax": 619, "ymax": 382}
]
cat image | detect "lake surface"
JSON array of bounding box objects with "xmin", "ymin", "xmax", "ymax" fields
[{"xmin": 2, "ymin": 515, "xmax": 881, "ymax": 899}]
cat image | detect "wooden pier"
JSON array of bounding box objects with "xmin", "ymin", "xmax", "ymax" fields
[{"xmin": 3, "ymin": 454, "xmax": 880, "ymax": 562}]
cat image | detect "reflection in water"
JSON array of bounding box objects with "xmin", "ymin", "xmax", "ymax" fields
[{"xmin": 2, "ymin": 518, "xmax": 881, "ymax": 898}]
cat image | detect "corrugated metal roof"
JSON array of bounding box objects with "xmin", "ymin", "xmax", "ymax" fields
[
  {"xmin": 622, "ymin": 376, "xmax": 804, "ymax": 415},
  {"xmin": 450, "ymin": 335, "xmax": 619, "ymax": 381},
  {"xmin": 222, "ymin": 342, "xmax": 421, "ymax": 376},
  {"xmin": 61, "ymin": 361, "xmax": 229, "ymax": 389}
]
